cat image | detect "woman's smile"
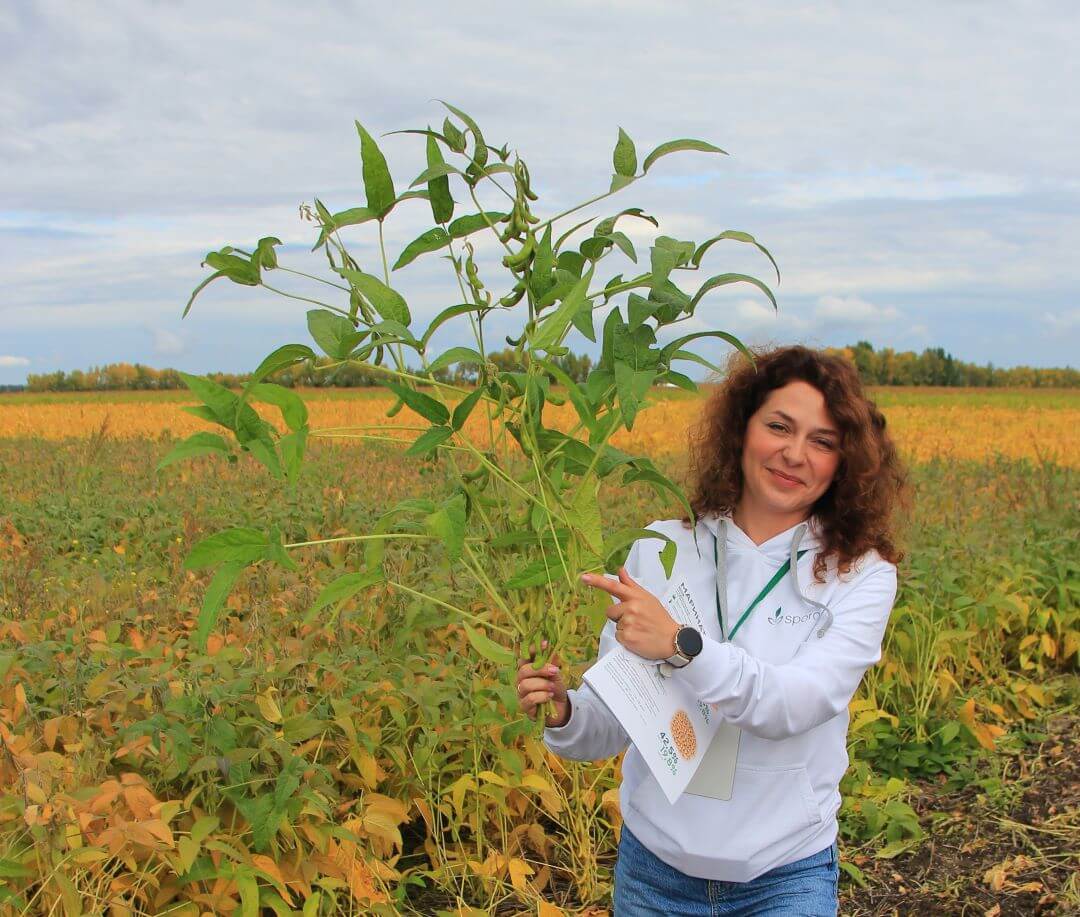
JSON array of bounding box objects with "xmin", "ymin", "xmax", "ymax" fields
[{"xmin": 767, "ymin": 467, "xmax": 803, "ymax": 488}]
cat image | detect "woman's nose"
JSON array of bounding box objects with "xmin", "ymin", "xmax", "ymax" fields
[{"xmin": 782, "ymin": 439, "xmax": 807, "ymax": 463}]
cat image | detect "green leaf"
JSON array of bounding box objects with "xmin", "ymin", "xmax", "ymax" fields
[
  {"xmin": 642, "ymin": 138, "xmax": 728, "ymax": 173},
  {"xmin": 236, "ymin": 344, "xmax": 315, "ymax": 423},
  {"xmin": 448, "ymin": 211, "xmax": 508, "ymax": 239},
  {"xmin": 661, "ymin": 330, "xmax": 754, "ymax": 368},
  {"xmin": 305, "ymin": 569, "xmax": 384, "ymax": 622},
  {"xmin": 0, "ymin": 859, "xmax": 34, "ymax": 879},
  {"xmin": 394, "ymin": 227, "xmax": 451, "ymax": 271},
  {"xmin": 613, "ymin": 127, "xmax": 638, "ymax": 177},
  {"xmin": 535, "ymin": 359, "xmax": 597, "ymax": 435},
  {"xmin": 658, "ymin": 369, "xmax": 698, "ymax": 393},
  {"xmin": 307, "ymin": 309, "xmax": 366, "ymax": 358},
  {"xmin": 659, "ymin": 540, "xmax": 677, "ymax": 578},
  {"xmin": 409, "ymin": 162, "xmax": 463, "ymax": 188},
  {"xmin": 569, "ymin": 475, "xmax": 603, "ymax": 556},
  {"xmin": 437, "ymin": 100, "xmax": 486, "ymax": 166},
  {"xmin": 602, "ymin": 527, "xmax": 675, "ymax": 567},
  {"xmin": 183, "ymin": 270, "xmax": 226, "ymax": 318},
  {"xmin": 203, "ymin": 249, "xmax": 260, "ymax": 285},
  {"xmin": 157, "ymin": 432, "xmax": 231, "ymax": 471},
  {"xmin": 691, "ymin": 272, "xmax": 777, "ymax": 311},
  {"xmin": 622, "ymin": 461, "xmax": 694, "ymax": 523},
  {"xmin": 451, "ymin": 387, "xmax": 484, "ymax": 431},
  {"xmin": 339, "ymin": 268, "xmax": 411, "ymax": 325},
  {"xmin": 404, "ymin": 424, "xmax": 453, "ymax": 457},
  {"xmin": 506, "ymin": 556, "xmax": 567, "ymax": 590},
  {"xmin": 179, "ymin": 372, "xmax": 248, "ymax": 430},
  {"xmin": 613, "ymin": 126, "xmax": 635, "ymax": 177},
  {"xmin": 427, "ymin": 346, "xmax": 485, "ymax": 375},
  {"xmin": 649, "ymin": 245, "xmax": 678, "ymax": 293},
  {"xmin": 609, "ymin": 173, "xmax": 635, "ymax": 193},
  {"xmin": 194, "ymin": 560, "xmax": 245, "ymax": 651},
  {"xmin": 420, "ymin": 302, "xmax": 487, "ymax": 349},
  {"xmin": 595, "ymin": 208, "xmax": 659, "ymax": 237},
  {"xmin": 692, "ymin": 230, "xmax": 781, "ymax": 283},
  {"xmin": 330, "ymin": 206, "xmax": 378, "ymax": 230},
  {"xmin": 531, "ymin": 267, "xmax": 594, "ymax": 352},
  {"xmin": 185, "ymin": 527, "xmax": 270, "ymax": 571},
  {"xmin": 253, "ymin": 236, "xmax": 281, "ymax": 270},
  {"xmin": 279, "ymin": 427, "xmax": 307, "ymax": 484},
  {"xmin": 385, "ymin": 381, "xmax": 449, "ymax": 425},
  {"xmin": 463, "ymin": 623, "xmax": 514, "ymax": 666},
  {"xmin": 426, "ymin": 131, "xmax": 455, "ymax": 224},
  {"xmin": 614, "ymin": 363, "xmax": 654, "ymax": 430},
  {"xmin": 355, "ymin": 120, "xmax": 395, "ymax": 218},
  {"xmin": 425, "ymin": 493, "xmax": 467, "ymax": 561},
  {"xmin": 250, "ymin": 383, "xmax": 308, "ymax": 433},
  {"xmin": 242, "ymin": 344, "xmax": 315, "ymax": 394}
]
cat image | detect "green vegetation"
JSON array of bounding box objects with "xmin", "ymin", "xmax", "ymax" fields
[{"xmin": 0, "ymin": 430, "xmax": 1076, "ymax": 913}]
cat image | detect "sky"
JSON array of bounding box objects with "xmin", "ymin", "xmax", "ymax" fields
[{"xmin": 2, "ymin": 0, "xmax": 1078, "ymax": 384}]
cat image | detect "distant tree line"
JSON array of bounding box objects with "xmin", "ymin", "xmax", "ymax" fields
[
  {"xmin": 23, "ymin": 349, "xmax": 594, "ymax": 392},
  {"xmin": 20, "ymin": 341, "xmax": 1078, "ymax": 392},
  {"xmin": 825, "ymin": 341, "xmax": 1080, "ymax": 388}
]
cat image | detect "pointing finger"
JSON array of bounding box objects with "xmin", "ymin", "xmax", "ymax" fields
[
  {"xmin": 617, "ymin": 566, "xmax": 642, "ymax": 590},
  {"xmin": 580, "ymin": 572, "xmax": 633, "ymax": 601}
]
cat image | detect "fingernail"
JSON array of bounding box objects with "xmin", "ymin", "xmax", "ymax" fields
[
  {"xmin": 541, "ymin": 639, "xmax": 548, "ymax": 648},
  {"xmin": 546, "ymin": 665, "xmax": 558, "ymax": 674},
  {"xmin": 580, "ymin": 573, "xmax": 590, "ymax": 581}
]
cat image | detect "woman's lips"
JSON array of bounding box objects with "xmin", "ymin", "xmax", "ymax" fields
[{"xmin": 767, "ymin": 468, "xmax": 803, "ymax": 486}]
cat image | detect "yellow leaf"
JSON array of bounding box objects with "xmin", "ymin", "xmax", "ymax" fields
[
  {"xmin": 256, "ymin": 693, "xmax": 282, "ymax": 724},
  {"xmin": 1040, "ymin": 634, "xmax": 1057, "ymax": 658},
  {"xmin": 508, "ymin": 856, "xmax": 534, "ymax": 891},
  {"xmin": 478, "ymin": 770, "xmax": 509, "ymax": 787},
  {"xmin": 519, "ymin": 774, "xmax": 553, "ymax": 793},
  {"xmin": 538, "ymin": 902, "xmax": 565, "ymax": 917},
  {"xmin": 252, "ymin": 854, "xmax": 294, "ymax": 905}
]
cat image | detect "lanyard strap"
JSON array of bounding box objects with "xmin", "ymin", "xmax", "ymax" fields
[{"xmin": 713, "ymin": 533, "xmax": 808, "ymax": 641}]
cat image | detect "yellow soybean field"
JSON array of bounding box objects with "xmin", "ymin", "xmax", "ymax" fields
[
  {"xmin": 0, "ymin": 386, "xmax": 1077, "ymax": 915},
  {"xmin": 2, "ymin": 386, "xmax": 1079, "ymax": 468}
]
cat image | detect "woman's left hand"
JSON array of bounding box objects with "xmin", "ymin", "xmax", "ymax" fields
[{"xmin": 580, "ymin": 567, "xmax": 680, "ymax": 660}]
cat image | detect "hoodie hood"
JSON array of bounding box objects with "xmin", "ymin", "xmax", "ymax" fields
[
  {"xmin": 699, "ymin": 510, "xmax": 824, "ymax": 560},
  {"xmin": 700, "ymin": 511, "xmax": 833, "ymax": 640}
]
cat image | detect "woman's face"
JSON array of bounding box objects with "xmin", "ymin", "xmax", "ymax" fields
[{"xmin": 740, "ymin": 380, "xmax": 842, "ymax": 518}]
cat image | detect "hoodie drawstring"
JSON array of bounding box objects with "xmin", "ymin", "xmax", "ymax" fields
[{"xmin": 714, "ymin": 518, "xmax": 833, "ymax": 642}]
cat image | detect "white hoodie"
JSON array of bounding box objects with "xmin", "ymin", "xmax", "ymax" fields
[{"xmin": 544, "ymin": 512, "xmax": 898, "ymax": 882}]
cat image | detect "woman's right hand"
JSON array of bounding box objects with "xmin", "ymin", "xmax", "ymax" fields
[{"xmin": 516, "ymin": 640, "xmax": 571, "ymax": 728}]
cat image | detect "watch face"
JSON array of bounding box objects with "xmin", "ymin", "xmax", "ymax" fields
[{"xmin": 676, "ymin": 627, "xmax": 703, "ymax": 657}]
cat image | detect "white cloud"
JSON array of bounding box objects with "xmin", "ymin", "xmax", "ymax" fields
[
  {"xmin": 814, "ymin": 295, "xmax": 900, "ymax": 323},
  {"xmin": 0, "ymin": 355, "xmax": 30, "ymax": 367},
  {"xmin": 150, "ymin": 328, "xmax": 186, "ymax": 356},
  {"xmin": 1040, "ymin": 309, "xmax": 1080, "ymax": 331},
  {"xmin": 2, "ymin": 1, "xmax": 1078, "ymax": 370}
]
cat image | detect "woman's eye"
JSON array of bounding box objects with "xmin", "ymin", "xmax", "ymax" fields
[
  {"xmin": 816, "ymin": 440, "xmax": 835, "ymax": 449},
  {"xmin": 768, "ymin": 423, "xmax": 786, "ymax": 432}
]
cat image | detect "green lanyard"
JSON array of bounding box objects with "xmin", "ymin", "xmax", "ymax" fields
[{"xmin": 713, "ymin": 534, "xmax": 808, "ymax": 641}]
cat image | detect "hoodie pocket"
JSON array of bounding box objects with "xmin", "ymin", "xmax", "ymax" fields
[
  {"xmin": 734, "ymin": 762, "xmax": 822, "ymax": 834},
  {"xmin": 627, "ymin": 760, "xmax": 822, "ymax": 871}
]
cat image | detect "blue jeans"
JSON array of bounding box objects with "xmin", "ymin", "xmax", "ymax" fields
[{"xmin": 614, "ymin": 825, "xmax": 838, "ymax": 916}]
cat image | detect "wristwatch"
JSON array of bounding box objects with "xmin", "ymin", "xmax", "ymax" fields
[{"xmin": 664, "ymin": 625, "xmax": 703, "ymax": 668}]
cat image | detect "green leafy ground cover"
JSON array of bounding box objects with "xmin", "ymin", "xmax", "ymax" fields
[{"xmin": 0, "ymin": 436, "xmax": 1076, "ymax": 914}]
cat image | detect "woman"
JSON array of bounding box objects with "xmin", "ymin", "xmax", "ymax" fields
[{"xmin": 516, "ymin": 345, "xmax": 910, "ymax": 916}]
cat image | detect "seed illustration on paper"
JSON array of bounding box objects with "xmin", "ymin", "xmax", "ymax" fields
[{"xmin": 670, "ymin": 710, "xmax": 697, "ymax": 759}]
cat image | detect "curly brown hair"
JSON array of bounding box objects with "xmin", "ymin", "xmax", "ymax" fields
[{"xmin": 682, "ymin": 344, "xmax": 911, "ymax": 583}]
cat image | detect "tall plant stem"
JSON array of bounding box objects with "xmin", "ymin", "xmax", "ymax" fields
[
  {"xmin": 461, "ymin": 544, "xmax": 524, "ymax": 632},
  {"xmin": 532, "ymin": 178, "xmax": 637, "ymax": 235},
  {"xmin": 284, "ymin": 533, "xmax": 482, "ymax": 550},
  {"xmin": 385, "ymin": 580, "xmax": 513, "ymax": 637}
]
